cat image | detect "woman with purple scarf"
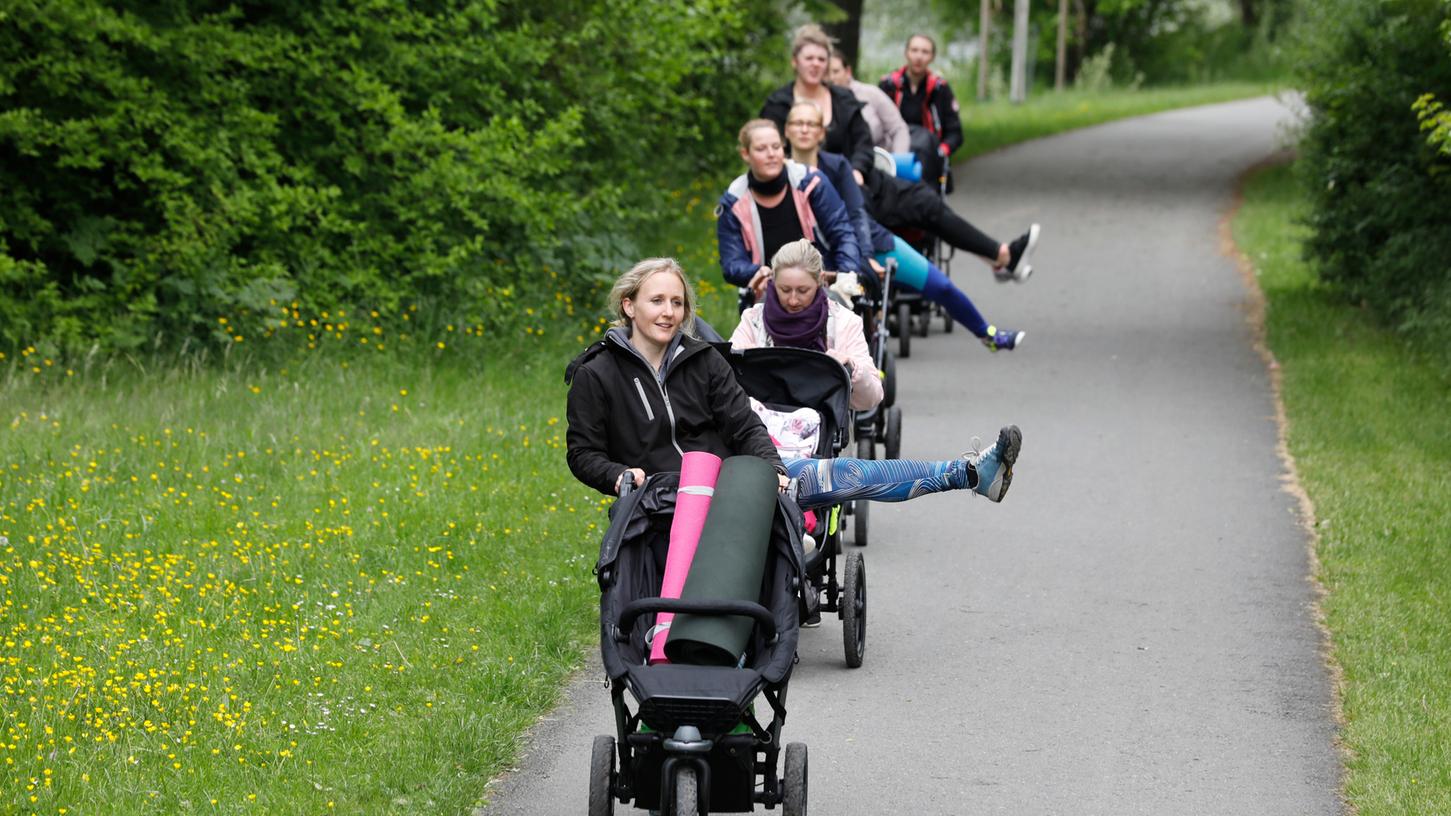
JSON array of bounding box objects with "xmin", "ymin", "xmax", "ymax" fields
[{"xmin": 731, "ymin": 239, "xmax": 1019, "ymax": 505}]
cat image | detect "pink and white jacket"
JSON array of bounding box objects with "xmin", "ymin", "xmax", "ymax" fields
[{"xmin": 729, "ymin": 298, "xmax": 883, "ymax": 412}]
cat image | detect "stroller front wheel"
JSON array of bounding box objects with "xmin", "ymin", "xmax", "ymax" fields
[
  {"xmin": 884, "ymin": 406, "xmax": 902, "ymax": 462},
  {"xmin": 783, "ymin": 742, "xmax": 808, "ymax": 816},
  {"xmin": 588, "ymin": 734, "xmax": 615, "ymax": 816},
  {"xmin": 672, "ymin": 765, "xmax": 700, "ymax": 816},
  {"xmin": 896, "ymin": 302, "xmax": 912, "ymax": 358},
  {"xmin": 842, "ymin": 553, "xmax": 866, "ymax": 668}
]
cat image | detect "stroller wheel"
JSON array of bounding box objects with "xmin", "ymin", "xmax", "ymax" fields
[
  {"xmin": 884, "ymin": 406, "xmax": 902, "ymax": 462},
  {"xmin": 588, "ymin": 735, "xmax": 615, "ymax": 816},
  {"xmin": 916, "ymin": 309, "xmax": 930, "ymax": 338},
  {"xmin": 942, "ymin": 303, "xmax": 955, "ymax": 333},
  {"xmin": 842, "ymin": 553, "xmax": 866, "ymax": 668},
  {"xmin": 881, "ymin": 348, "xmax": 897, "ymax": 408},
  {"xmin": 896, "ymin": 302, "xmax": 912, "ymax": 358},
  {"xmin": 673, "ymin": 765, "xmax": 700, "ymax": 816},
  {"xmin": 783, "ymin": 742, "xmax": 809, "ymax": 816},
  {"xmin": 853, "ymin": 436, "xmax": 873, "ymax": 548}
]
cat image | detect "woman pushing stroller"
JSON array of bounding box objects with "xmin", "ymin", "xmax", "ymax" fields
[{"xmin": 565, "ymin": 257, "xmax": 1022, "ymax": 508}]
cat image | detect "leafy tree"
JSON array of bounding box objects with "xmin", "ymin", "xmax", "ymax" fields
[{"xmin": 1413, "ymin": 10, "xmax": 1451, "ymax": 157}]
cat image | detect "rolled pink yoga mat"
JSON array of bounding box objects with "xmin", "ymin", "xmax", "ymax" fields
[{"xmin": 647, "ymin": 451, "xmax": 722, "ymax": 664}]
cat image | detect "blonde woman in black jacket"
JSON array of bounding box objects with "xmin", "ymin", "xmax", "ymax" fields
[{"xmin": 565, "ymin": 258, "xmax": 1022, "ymax": 505}]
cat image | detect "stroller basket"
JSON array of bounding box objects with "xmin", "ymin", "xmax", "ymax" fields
[{"xmin": 629, "ymin": 664, "xmax": 761, "ymax": 735}]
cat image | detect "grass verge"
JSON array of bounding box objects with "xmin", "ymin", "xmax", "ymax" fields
[
  {"xmin": 1, "ymin": 344, "xmax": 605, "ymax": 815},
  {"xmin": 961, "ymin": 81, "xmax": 1279, "ymax": 159},
  {"xmin": 1232, "ymin": 163, "xmax": 1451, "ymax": 814}
]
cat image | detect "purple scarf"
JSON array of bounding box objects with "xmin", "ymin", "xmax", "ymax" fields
[{"xmin": 763, "ymin": 284, "xmax": 828, "ymax": 352}]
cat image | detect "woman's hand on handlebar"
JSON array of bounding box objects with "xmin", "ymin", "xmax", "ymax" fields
[
  {"xmin": 824, "ymin": 348, "xmax": 853, "ymax": 372},
  {"xmin": 748, "ymin": 266, "xmax": 772, "ymax": 300},
  {"xmin": 615, "ymin": 467, "xmax": 645, "ymax": 495},
  {"xmin": 869, "ymin": 257, "xmax": 886, "ymax": 279}
]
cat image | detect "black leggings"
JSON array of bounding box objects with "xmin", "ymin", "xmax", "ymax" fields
[{"xmin": 870, "ymin": 176, "xmax": 1001, "ymax": 261}]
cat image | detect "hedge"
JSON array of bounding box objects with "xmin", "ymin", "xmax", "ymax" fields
[
  {"xmin": 1293, "ymin": 0, "xmax": 1451, "ymax": 339},
  {"xmin": 0, "ymin": 0, "xmax": 780, "ymax": 354}
]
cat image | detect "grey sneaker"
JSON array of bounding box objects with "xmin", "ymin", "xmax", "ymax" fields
[{"xmin": 963, "ymin": 425, "xmax": 1022, "ymax": 502}]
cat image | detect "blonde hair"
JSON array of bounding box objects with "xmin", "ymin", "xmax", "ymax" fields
[
  {"xmin": 770, "ymin": 239, "xmax": 824, "ymax": 284},
  {"xmin": 737, "ymin": 118, "xmax": 781, "ymax": 152},
  {"xmin": 787, "ymin": 99, "xmax": 825, "ymax": 126},
  {"xmin": 608, "ymin": 257, "xmax": 697, "ymax": 336},
  {"xmin": 791, "ymin": 23, "xmax": 835, "ymax": 58}
]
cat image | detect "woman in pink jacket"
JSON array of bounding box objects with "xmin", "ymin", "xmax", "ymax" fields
[
  {"xmin": 726, "ymin": 238, "xmax": 1020, "ymax": 505},
  {"xmin": 729, "ymin": 238, "xmax": 883, "ymax": 411}
]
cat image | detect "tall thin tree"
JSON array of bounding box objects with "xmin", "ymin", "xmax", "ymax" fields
[
  {"xmin": 978, "ymin": 0, "xmax": 991, "ymax": 100},
  {"xmin": 821, "ymin": 0, "xmax": 864, "ymax": 71},
  {"xmin": 1010, "ymin": 0, "xmax": 1029, "ymax": 102},
  {"xmin": 1056, "ymin": 0, "xmax": 1068, "ymax": 89}
]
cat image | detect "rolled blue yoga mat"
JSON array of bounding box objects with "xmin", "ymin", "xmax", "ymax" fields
[
  {"xmin": 893, "ymin": 152, "xmax": 923, "ymax": 182},
  {"xmin": 664, "ymin": 455, "xmax": 778, "ymax": 667}
]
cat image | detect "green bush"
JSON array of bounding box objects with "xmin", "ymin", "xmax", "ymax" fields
[
  {"xmin": 0, "ymin": 1, "xmax": 779, "ymax": 355},
  {"xmin": 1293, "ymin": 0, "xmax": 1451, "ymax": 339}
]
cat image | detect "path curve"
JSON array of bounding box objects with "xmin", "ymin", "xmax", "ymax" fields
[{"xmin": 480, "ymin": 95, "xmax": 1342, "ymax": 815}]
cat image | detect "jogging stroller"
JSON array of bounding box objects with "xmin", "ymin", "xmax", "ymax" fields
[
  {"xmin": 718, "ymin": 345, "xmax": 869, "ymax": 669},
  {"xmin": 842, "ymin": 265, "xmax": 903, "ymax": 546},
  {"xmin": 872, "ymin": 147, "xmax": 957, "ymax": 358},
  {"xmin": 590, "ymin": 472, "xmax": 810, "ymax": 815}
]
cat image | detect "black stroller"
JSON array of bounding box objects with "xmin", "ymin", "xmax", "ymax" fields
[
  {"xmin": 590, "ymin": 472, "xmax": 810, "ymax": 815},
  {"xmin": 718, "ymin": 345, "xmax": 869, "ymax": 669},
  {"xmin": 872, "ymin": 147, "xmax": 957, "ymax": 358},
  {"xmin": 825, "ymin": 265, "xmax": 903, "ymax": 546}
]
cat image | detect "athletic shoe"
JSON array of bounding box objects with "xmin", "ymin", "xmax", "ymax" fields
[
  {"xmin": 981, "ymin": 325, "xmax": 1025, "ymax": 352},
  {"xmin": 993, "ymin": 223, "xmax": 1041, "ymax": 283},
  {"xmin": 962, "ymin": 425, "xmax": 1022, "ymax": 502}
]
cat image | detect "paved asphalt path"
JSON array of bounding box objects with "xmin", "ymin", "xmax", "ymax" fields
[{"xmin": 480, "ymin": 96, "xmax": 1342, "ymax": 815}]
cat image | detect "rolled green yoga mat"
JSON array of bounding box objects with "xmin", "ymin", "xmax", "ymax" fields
[{"xmin": 664, "ymin": 455, "xmax": 777, "ymax": 667}]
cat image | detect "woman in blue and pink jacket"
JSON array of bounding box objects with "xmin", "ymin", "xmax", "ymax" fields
[{"xmin": 716, "ymin": 118, "xmax": 862, "ymax": 301}]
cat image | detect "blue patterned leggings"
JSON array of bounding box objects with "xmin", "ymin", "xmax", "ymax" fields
[{"xmin": 783, "ymin": 456, "xmax": 971, "ymax": 509}]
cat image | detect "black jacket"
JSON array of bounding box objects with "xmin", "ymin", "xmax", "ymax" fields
[
  {"xmin": 761, "ymin": 82, "xmax": 876, "ymax": 178},
  {"xmin": 878, "ymin": 68, "xmax": 964, "ymax": 157},
  {"xmin": 565, "ymin": 328, "xmax": 783, "ymax": 496}
]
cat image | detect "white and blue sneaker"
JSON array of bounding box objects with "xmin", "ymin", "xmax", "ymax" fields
[
  {"xmin": 963, "ymin": 425, "xmax": 1022, "ymax": 502},
  {"xmin": 981, "ymin": 325, "xmax": 1025, "ymax": 352}
]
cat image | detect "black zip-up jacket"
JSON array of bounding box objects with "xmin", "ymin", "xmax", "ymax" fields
[
  {"xmin": 878, "ymin": 68, "xmax": 964, "ymax": 157},
  {"xmin": 761, "ymin": 82, "xmax": 876, "ymax": 178},
  {"xmin": 564, "ymin": 328, "xmax": 783, "ymax": 496}
]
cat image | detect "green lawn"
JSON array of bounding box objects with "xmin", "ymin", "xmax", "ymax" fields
[
  {"xmin": 1232, "ymin": 163, "xmax": 1451, "ymax": 814},
  {"xmin": 961, "ymin": 82, "xmax": 1278, "ymax": 159},
  {"xmin": 1, "ymin": 341, "xmax": 604, "ymax": 814}
]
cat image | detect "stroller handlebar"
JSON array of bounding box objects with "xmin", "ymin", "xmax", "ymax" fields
[{"xmin": 615, "ymin": 597, "xmax": 779, "ymax": 644}]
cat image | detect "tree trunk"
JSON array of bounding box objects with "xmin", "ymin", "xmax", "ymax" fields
[
  {"xmin": 1055, "ymin": 0, "xmax": 1068, "ymax": 90},
  {"xmin": 978, "ymin": 0, "xmax": 991, "ymax": 100},
  {"xmin": 1238, "ymin": 0, "xmax": 1259, "ymax": 28},
  {"xmin": 1009, "ymin": 0, "xmax": 1028, "ymax": 103},
  {"xmin": 822, "ymin": 0, "xmax": 864, "ymax": 70},
  {"xmin": 1072, "ymin": 0, "xmax": 1089, "ymax": 85}
]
